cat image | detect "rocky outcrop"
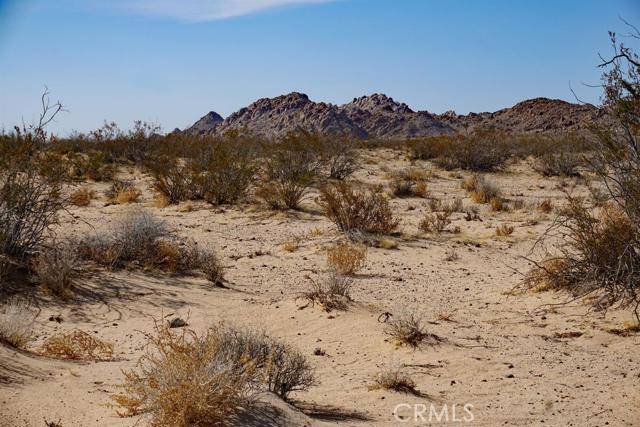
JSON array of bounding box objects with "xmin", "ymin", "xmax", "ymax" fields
[{"xmin": 185, "ymin": 93, "xmax": 600, "ymax": 139}]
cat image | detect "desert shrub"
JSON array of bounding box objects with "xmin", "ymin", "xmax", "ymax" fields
[
  {"xmin": 495, "ymin": 224, "xmax": 515, "ymax": 236},
  {"xmin": 147, "ymin": 158, "xmax": 192, "ymax": 204},
  {"xmin": 419, "ymin": 211, "xmax": 452, "ymax": 233},
  {"xmin": 257, "ymin": 135, "xmax": 321, "ymax": 210},
  {"xmin": 79, "ymin": 211, "xmax": 221, "ymax": 280},
  {"xmin": 462, "ymin": 175, "xmax": 502, "ymax": 204},
  {"xmin": 32, "ymin": 243, "xmax": 78, "ymax": 297},
  {"xmin": 71, "ymin": 151, "xmax": 116, "ymax": 182},
  {"xmin": 0, "ymin": 165, "xmax": 64, "ymax": 261},
  {"xmin": 319, "ymin": 137, "xmax": 358, "ymax": 180},
  {"xmin": 69, "ymin": 187, "xmax": 95, "ymax": 206},
  {"xmin": 0, "ymin": 297, "xmax": 36, "ymax": 348},
  {"xmin": 538, "ymin": 199, "xmax": 554, "ymax": 213},
  {"xmin": 390, "ymin": 168, "xmax": 429, "ymax": 198},
  {"xmin": 303, "ymin": 271, "xmax": 353, "ymax": 311},
  {"xmin": 525, "ymin": 30, "xmax": 640, "ymax": 321},
  {"xmin": 533, "ymin": 152, "xmax": 582, "ymax": 177},
  {"xmin": 326, "ymin": 242, "xmax": 367, "ymax": 275},
  {"xmin": 371, "ymin": 366, "xmax": 419, "ymax": 395},
  {"xmin": 489, "ymin": 197, "xmax": 508, "ymax": 212},
  {"xmin": 40, "ymin": 329, "xmax": 114, "ymax": 361},
  {"xmin": 113, "ymin": 323, "xmax": 314, "ymax": 424},
  {"xmin": 433, "ymin": 130, "xmax": 512, "ymax": 172},
  {"xmin": 429, "ymin": 197, "xmax": 464, "ymax": 214},
  {"xmin": 105, "ymin": 180, "xmax": 141, "ymax": 204},
  {"xmin": 384, "ymin": 311, "xmax": 442, "ymax": 347},
  {"xmin": 407, "ymin": 136, "xmax": 450, "ymax": 160},
  {"xmin": 188, "ymin": 141, "xmax": 257, "ymax": 205},
  {"xmin": 318, "ymin": 182, "xmax": 399, "ymax": 239}
]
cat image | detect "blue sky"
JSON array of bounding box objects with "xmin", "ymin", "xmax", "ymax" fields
[{"xmin": 0, "ymin": 0, "xmax": 638, "ymax": 135}]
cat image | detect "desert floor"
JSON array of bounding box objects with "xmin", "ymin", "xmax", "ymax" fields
[{"xmin": 1, "ymin": 149, "xmax": 638, "ymax": 426}]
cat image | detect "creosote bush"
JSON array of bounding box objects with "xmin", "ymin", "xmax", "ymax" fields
[
  {"xmin": 390, "ymin": 168, "xmax": 429, "ymax": 198},
  {"xmin": 318, "ymin": 182, "xmax": 399, "ymax": 240},
  {"xmin": 32, "ymin": 243, "xmax": 78, "ymax": 298},
  {"xmin": 113, "ymin": 323, "xmax": 315, "ymax": 425},
  {"xmin": 304, "ymin": 271, "xmax": 353, "ymax": 311},
  {"xmin": 326, "ymin": 242, "xmax": 367, "ymax": 275}
]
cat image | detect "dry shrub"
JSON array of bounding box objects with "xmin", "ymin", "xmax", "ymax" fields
[
  {"xmin": 304, "ymin": 271, "xmax": 353, "ymax": 311},
  {"xmin": 533, "ymin": 152, "xmax": 582, "ymax": 177},
  {"xmin": 489, "ymin": 197, "xmax": 508, "ymax": 212},
  {"xmin": 407, "ymin": 136, "xmax": 449, "ymax": 160},
  {"xmin": 105, "ymin": 180, "xmax": 141, "ymax": 204},
  {"xmin": 463, "ymin": 175, "xmax": 502, "ymax": 204},
  {"xmin": 71, "ymin": 151, "xmax": 116, "ymax": 182},
  {"xmin": 495, "ymin": 224, "xmax": 514, "ymax": 237},
  {"xmin": 0, "ymin": 167, "xmax": 64, "ymax": 261},
  {"xmin": 326, "ymin": 242, "xmax": 366, "ymax": 275},
  {"xmin": 282, "ymin": 234, "xmax": 303, "ymax": 253},
  {"xmin": 419, "ymin": 211, "xmax": 451, "ymax": 233},
  {"xmin": 147, "ymin": 159, "xmax": 192, "ymax": 205},
  {"xmin": 69, "ymin": 187, "xmax": 94, "ymax": 206},
  {"xmin": 390, "ymin": 168, "xmax": 429, "ymax": 198},
  {"xmin": 153, "ymin": 193, "xmax": 170, "ymax": 208},
  {"xmin": 40, "ymin": 329, "xmax": 114, "ymax": 361},
  {"xmin": 318, "ymin": 182, "xmax": 399, "ymax": 240},
  {"xmin": 32, "ymin": 243, "xmax": 78, "ymax": 297},
  {"xmin": 319, "ymin": 136, "xmax": 358, "ymax": 180},
  {"xmin": 0, "ymin": 297, "xmax": 36, "ymax": 349},
  {"xmin": 429, "ymin": 198, "xmax": 464, "ymax": 214},
  {"xmin": 384, "ymin": 311, "xmax": 442, "ymax": 347},
  {"xmin": 371, "ymin": 366, "xmax": 419, "ymax": 395},
  {"xmin": 538, "ymin": 199, "xmax": 553, "ymax": 213},
  {"xmin": 113, "ymin": 323, "xmax": 314, "ymax": 425},
  {"xmin": 257, "ymin": 135, "xmax": 321, "ymax": 210},
  {"xmin": 188, "ymin": 141, "xmax": 257, "ymax": 205},
  {"xmin": 79, "ymin": 211, "xmax": 223, "ymax": 281},
  {"xmin": 525, "ymin": 200, "xmax": 640, "ymax": 318},
  {"xmin": 432, "ymin": 130, "xmax": 512, "ymax": 172}
]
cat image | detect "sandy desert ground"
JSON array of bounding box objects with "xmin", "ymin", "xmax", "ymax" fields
[{"xmin": 1, "ymin": 148, "xmax": 638, "ymax": 427}]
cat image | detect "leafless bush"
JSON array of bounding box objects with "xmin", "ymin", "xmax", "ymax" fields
[
  {"xmin": 390, "ymin": 168, "xmax": 429, "ymax": 198},
  {"xmin": 40, "ymin": 329, "xmax": 114, "ymax": 361},
  {"xmin": 321, "ymin": 137, "xmax": 358, "ymax": 180},
  {"xmin": 318, "ymin": 182, "xmax": 399, "ymax": 238},
  {"xmin": 495, "ymin": 224, "xmax": 515, "ymax": 236},
  {"xmin": 0, "ymin": 297, "xmax": 36, "ymax": 348},
  {"xmin": 371, "ymin": 366, "xmax": 420, "ymax": 395},
  {"xmin": 419, "ymin": 211, "xmax": 452, "ymax": 233},
  {"xmin": 198, "ymin": 249, "xmax": 225, "ymax": 286},
  {"xmin": 533, "ymin": 152, "xmax": 583, "ymax": 177},
  {"xmin": 147, "ymin": 159, "xmax": 192, "ymax": 204},
  {"xmin": 433, "ymin": 130, "xmax": 512, "ymax": 172},
  {"xmin": 32, "ymin": 243, "xmax": 78, "ymax": 297}
]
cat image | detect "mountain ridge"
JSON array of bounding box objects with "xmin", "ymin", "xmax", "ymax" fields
[{"xmin": 184, "ymin": 92, "xmax": 600, "ymax": 139}]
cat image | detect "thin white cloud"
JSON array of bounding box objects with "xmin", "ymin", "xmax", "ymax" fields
[{"xmin": 103, "ymin": 0, "xmax": 338, "ymax": 21}]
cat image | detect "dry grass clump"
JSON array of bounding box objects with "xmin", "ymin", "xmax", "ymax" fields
[
  {"xmin": 31, "ymin": 243, "xmax": 78, "ymax": 298},
  {"xmin": 78, "ymin": 211, "xmax": 223, "ymax": 282},
  {"xmin": 495, "ymin": 224, "xmax": 515, "ymax": 237},
  {"xmin": 384, "ymin": 311, "xmax": 442, "ymax": 347},
  {"xmin": 105, "ymin": 180, "xmax": 141, "ymax": 204},
  {"xmin": 40, "ymin": 329, "xmax": 114, "ymax": 361},
  {"xmin": 538, "ymin": 199, "xmax": 554, "ymax": 214},
  {"xmin": 282, "ymin": 234, "xmax": 303, "ymax": 253},
  {"xmin": 390, "ymin": 168, "xmax": 429, "ymax": 198},
  {"xmin": 462, "ymin": 175, "xmax": 502, "ymax": 205},
  {"xmin": 0, "ymin": 297, "xmax": 36, "ymax": 349},
  {"xmin": 113, "ymin": 323, "xmax": 315, "ymax": 425},
  {"xmin": 303, "ymin": 271, "xmax": 353, "ymax": 311},
  {"xmin": 326, "ymin": 242, "xmax": 367, "ymax": 275},
  {"xmin": 371, "ymin": 366, "xmax": 420, "ymax": 395},
  {"xmin": 69, "ymin": 187, "xmax": 95, "ymax": 206},
  {"xmin": 318, "ymin": 182, "xmax": 399, "ymax": 241}
]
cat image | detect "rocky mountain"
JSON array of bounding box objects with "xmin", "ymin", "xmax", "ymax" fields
[{"xmin": 184, "ymin": 93, "xmax": 600, "ymax": 139}]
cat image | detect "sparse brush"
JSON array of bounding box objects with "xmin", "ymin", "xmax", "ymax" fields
[
  {"xmin": 198, "ymin": 249, "xmax": 225, "ymax": 286},
  {"xmin": 0, "ymin": 297, "xmax": 36, "ymax": 349},
  {"xmin": 326, "ymin": 242, "xmax": 367, "ymax": 275},
  {"xmin": 533, "ymin": 152, "xmax": 582, "ymax": 177},
  {"xmin": 318, "ymin": 182, "xmax": 399, "ymax": 239},
  {"xmin": 282, "ymin": 234, "xmax": 303, "ymax": 253},
  {"xmin": 320, "ymin": 136, "xmax": 358, "ymax": 180},
  {"xmin": 489, "ymin": 197, "xmax": 508, "ymax": 212},
  {"xmin": 113, "ymin": 323, "xmax": 314, "ymax": 424},
  {"xmin": 147, "ymin": 158, "xmax": 192, "ymax": 205},
  {"xmin": 31, "ymin": 242, "xmax": 78, "ymax": 298},
  {"xmin": 390, "ymin": 168, "xmax": 429, "ymax": 198},
  {"xmin": 40, "ymin": 329, "xmax": 114, "ymax": 361},
  {"xmin": 495, "ymin": 224, "xmax": 515, "ymax": 236},
  {"xmin": 463, "ymin": 175, "xmax": 502, "ymax": 205},
  {"xmin": 371, "ymin": 366, "xmax": 420, "ymax": 395},
  {"xmin": 384, "ymin": 311, "xmax": 442, "ymax": 347},
  {"xmin": 69, "ymin": 187, "xmax": 94, "ymax": 206},
  {"xmin": 304, "ymin": 271, "xmax": 353, "ymax": 311},
  {"xmin": 432, "ymin": 129, "xmax": 512, "ymax": 172}
]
